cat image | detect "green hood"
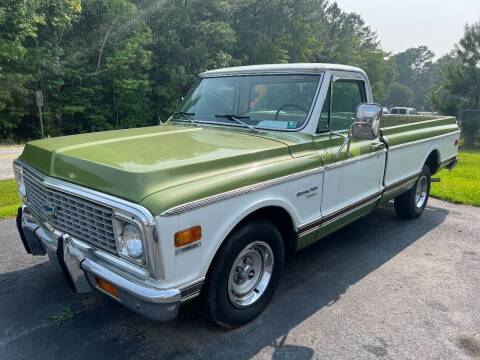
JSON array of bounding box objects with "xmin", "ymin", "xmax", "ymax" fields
[{"xmin": 19, "ymin": 124, "xmax": 292, "ymax": 204}]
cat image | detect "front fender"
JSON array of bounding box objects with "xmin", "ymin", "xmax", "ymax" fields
[{"xmin": 152, "ymin": 170, "xmax": 323, "ymax": 289}]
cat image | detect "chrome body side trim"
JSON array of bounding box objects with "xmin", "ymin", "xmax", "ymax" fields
[
  {"xmin": 323, "ymin": 150, "xmax": 386, "ymax": 171},
  {"xmin": 387, "ymin": 131, "xmax": 460, "ymax": 151},
  {"xmin": 382, "ymin": 172, "xmax": 421, "ymax": 197},
  {"xmin": 162, "ymin": 165, "xmax": 326, "ymax": 216},
  {"xmin": 162, "ymin": 150, "xmax": 387, "ymax": 217},
  {"xmin": 179, "ymin": 278, "xmax": 205, "ymax": 302},
  {"xmin": 298, "ymin": 191, "xmax": 382, "ymax": 237},
  {"xmin": 321, "ymin": 195, "xmax": 380, "ymax": 228},
  {"xmin": 15, "ymin": 160, "xmax": 163, "ymax": 280}
]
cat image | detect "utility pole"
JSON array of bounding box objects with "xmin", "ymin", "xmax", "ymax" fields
[{"xmin": 35, "ymin": 90, "xmax": 45, "ymax": 138}]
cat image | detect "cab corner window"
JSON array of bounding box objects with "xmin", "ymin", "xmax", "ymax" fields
[{"xmin": 328, "ymin": 79, "xmax": 366, "ymax": 132}]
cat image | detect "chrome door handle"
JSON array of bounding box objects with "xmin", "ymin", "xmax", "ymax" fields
[{"xmin": 371, "ymin": 141, "xmax": 385, "ymax": 150}]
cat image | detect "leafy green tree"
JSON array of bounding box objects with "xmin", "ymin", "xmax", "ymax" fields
[
  {"xmin": 144, "ymin": 0, "xmax": 238, "ymax": 120},
  {"xmin": 385, "ymin": 83, "xmax": 414, "ymax": 108},
  {"xmin": 58, "ymin": 0, "xmax": 154, "ymax": 133},
  {"xmin": 317, "ymin": 3, "xmax": 394, "ymax": 104},
  {"xmin": 429, "ymin": 20, "xmax": 480, "ymax": 146},
  {"xmin": 390, "ymin": 46, "xmax": 435, "ymax": 109},
  {"xmin": 0, "ymin": 0, "xmax": 399, "ymax": 141},
  {"xmin": 430, "ymin": 20, "xmax": 480, "ymax": 114},
  {"xmin": 0, "ymin": 0, "xmax": 45, "ymax": 140},
  {"xmin": 26, "ymin": 0, "xmax": 82, "ymax": 136},
  {"xmin": 0, "ymin": 0, "xmax": 153, "ymax": 139},
  {"xmin": 428, "ymin": 55, "xmax": 465, "ymax": 115},
  {"xmin": 456, "ymin": 21, "xmax": 480, "ymax": 108}
]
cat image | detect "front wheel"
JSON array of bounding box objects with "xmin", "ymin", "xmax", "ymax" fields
[
  {"xmin": 394, "ymin": 165, "xmax": 431, "ymax": 219},
  {"xmin": 200, "ymin": 219, "xmax": 284, "ymax": 329}
]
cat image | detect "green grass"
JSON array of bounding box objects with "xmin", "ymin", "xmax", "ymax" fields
[
  {"xmin": 431, "ymin": 150, "xmax": 480, "ymax": 207},
  {"xmin": 0, "ymin": 179, "xmax": 20, "ymax": 219}
]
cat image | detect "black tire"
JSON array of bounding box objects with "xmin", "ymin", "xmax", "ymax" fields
[
  {"xmin": 200, "ymin": 219, "xmax": 285, "ymax": 329},
  {"xmin": 394, "ymin": 164, "xmax": 431, "ymax": 219}
]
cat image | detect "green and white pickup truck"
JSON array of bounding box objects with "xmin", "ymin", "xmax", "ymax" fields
[{"xmin": 14, "ymin": 64, "xmax": 459, "ymax": 328}]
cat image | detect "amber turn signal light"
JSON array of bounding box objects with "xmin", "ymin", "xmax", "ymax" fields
[
  {"xmin": 95, "ymin": 277, "xmax": 120, "ymax": 299},
  {"xmin": 174, "ymin": 226, "xmax": 202, "ymax": 247}
]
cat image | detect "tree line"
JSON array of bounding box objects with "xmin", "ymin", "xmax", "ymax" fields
[{"xmin": 0, "ymin": 0, "xmax": 479, "ymax": 142}]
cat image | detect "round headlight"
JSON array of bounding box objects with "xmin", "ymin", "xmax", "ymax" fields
[{"xmin": 119, "ymin": 223, "xmax": 143, "ymax": 260}]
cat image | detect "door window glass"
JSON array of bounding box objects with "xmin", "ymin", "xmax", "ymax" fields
[{"xmin": 330, "ymin": 80, "xmax": 366, "ymax": 131}]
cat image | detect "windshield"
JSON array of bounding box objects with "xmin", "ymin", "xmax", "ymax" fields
[{"xmin": 172, "ymin": 74, "xmax": 322, "ymax": 130}]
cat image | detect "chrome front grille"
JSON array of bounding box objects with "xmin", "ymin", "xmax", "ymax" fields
[{"xmin": 23, "ymin": 166, "xmax": 117, "ymax": 254}]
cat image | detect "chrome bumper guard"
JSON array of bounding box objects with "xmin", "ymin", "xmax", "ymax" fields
[{"xmin": 17, "ymin": 206, "xmax": 181, "ymax": 321}]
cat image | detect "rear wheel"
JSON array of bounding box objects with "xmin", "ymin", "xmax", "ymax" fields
[
  {"xmin": 200, "ymin": 219, "xmax": 284, "ymax": 329},
  {"xmin": 394, "ymin": 165, "xmax": 431, "ymax": 219}
]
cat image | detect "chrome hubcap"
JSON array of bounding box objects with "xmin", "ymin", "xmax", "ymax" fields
[
  {"xmin": 415, "ymin": 175, "xmax": 428, "ymax": 208},
  {"xmin": 228, "ymin": 241, "xmax": 274, "ymax": 308}
]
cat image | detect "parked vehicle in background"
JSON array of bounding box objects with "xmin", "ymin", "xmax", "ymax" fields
[
  {"xmin": 390, "ymin": 107, "xmax": 418, "ymax": 115},
  {"xmin": 13, "ymin": 64, "xmax": 459, "ymax": 328},
  {"xmin": 383, "ymin": 107, "xmax": 390, "ymax": 114}
]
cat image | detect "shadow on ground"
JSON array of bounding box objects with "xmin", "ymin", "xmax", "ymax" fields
[{"xmin": 0, "ymin": 203, "xmax": 448, "ymax": 360}]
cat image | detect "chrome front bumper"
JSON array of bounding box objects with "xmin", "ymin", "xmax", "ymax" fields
[{"xmin": 17, "ymin": 206, "xmax": 181, "ymax": 321}]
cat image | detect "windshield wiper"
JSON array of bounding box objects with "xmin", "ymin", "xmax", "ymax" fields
[
  {"xmin": 172, "ymin": 112, "xmax": 197, "ymax": 126},
  {"xmin": 214, "ymin": 114, "xmax": 258, "ymax": 133}
]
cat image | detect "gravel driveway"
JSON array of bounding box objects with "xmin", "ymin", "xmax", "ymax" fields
[
  {"xmin": 0, "ymin": 147, "xmax": 23, "ymax": 180},
  {"xmin": 0, "ymin": 199, "xmax": 479, "ymax": 360}
]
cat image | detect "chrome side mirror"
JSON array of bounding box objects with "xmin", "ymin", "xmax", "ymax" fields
[{"xmin": 351, "ymin": 103, "xmax": 383, "ymax": 140}]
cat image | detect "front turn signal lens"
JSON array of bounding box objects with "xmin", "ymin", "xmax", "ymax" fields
[
  {"xmin": 95, "ymin": 277, "xmax": 120, "ymax": 299},
  {"xmin": 175, "ymin": 226, "xmax": 202, "ymax": 248}
]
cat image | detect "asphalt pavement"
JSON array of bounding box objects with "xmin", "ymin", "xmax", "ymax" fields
[
  {"xmin": 0, "ymin": 199, "xmax": 479, "ymax": 360},
  {"xmin": 0, "ymin": 147, "xmax": 23, "ymax": 180}
]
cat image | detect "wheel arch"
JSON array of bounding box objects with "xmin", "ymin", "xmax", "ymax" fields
[
  {"xmin": 232, "ymin": 205, "xmax": 298, "ymax": 254},
  {"xmin": 424, "ymin": 149, "xmax": 441, "ymax": 175},
  {"xmin": 201, "ymin": 202, "xmax": 299, "ymax": 280}
]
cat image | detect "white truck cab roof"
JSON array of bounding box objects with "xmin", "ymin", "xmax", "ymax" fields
[{"xmin": 200, "ymin": 63, "xmax": 366, "ymax": 77}]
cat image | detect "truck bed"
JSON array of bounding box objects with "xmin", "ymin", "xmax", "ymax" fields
[
  {"xmin": 381, "ymin": 114, "xmax": 440, "ymax": 126},
  {"xmin": 380, "ymin": 115, "xmax": 458, "ymax": 148},
  {"xmin": 379, "ymin": 114, "xmax": 459, "ymax": 193}
]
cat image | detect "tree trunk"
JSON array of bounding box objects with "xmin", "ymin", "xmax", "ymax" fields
[{"xmin": 96, "ymin": 29, "xmax": 111, "ymax": 73}]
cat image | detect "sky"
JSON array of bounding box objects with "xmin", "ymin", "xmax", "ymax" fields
[{"xmin": 333, "ymin": 0, "xmax": 480, "ymax": 57}]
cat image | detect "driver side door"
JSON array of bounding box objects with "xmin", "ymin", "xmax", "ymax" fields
[{"xmin": 313, "ymin": 73, "xmax": 386, "ymax": 229}]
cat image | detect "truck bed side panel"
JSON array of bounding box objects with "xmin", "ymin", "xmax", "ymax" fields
[{"xmin": 381, "ymin": 116, "xmax": 460, "ymax": 188}]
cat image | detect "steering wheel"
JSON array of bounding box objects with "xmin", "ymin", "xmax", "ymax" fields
[{"xmin": 274, "ymin": 104, "xmax": 309, "ymax": 120}]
